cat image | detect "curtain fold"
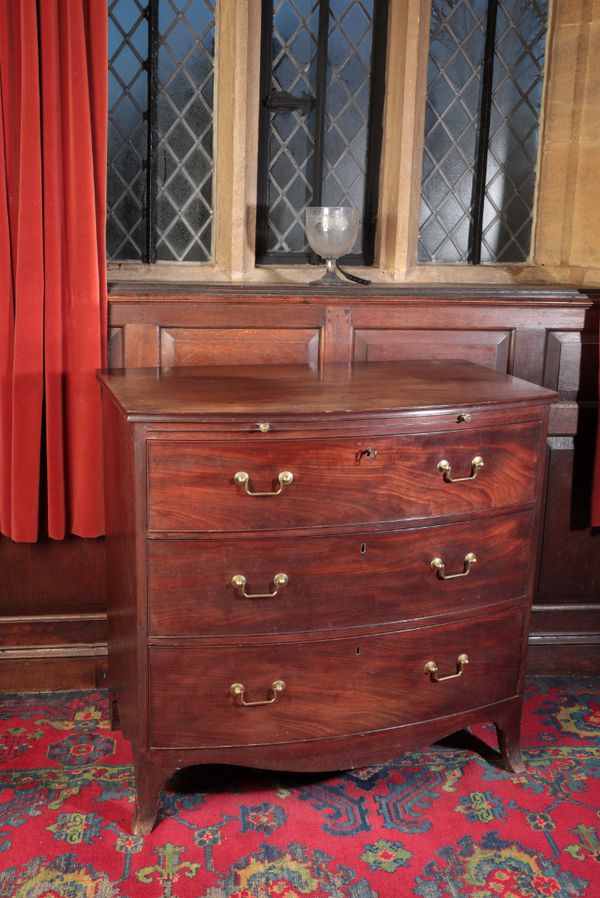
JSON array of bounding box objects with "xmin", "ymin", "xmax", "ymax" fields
[{"xmin": 0, "ymin": 0, "xmax": 107, "ymax": 542}]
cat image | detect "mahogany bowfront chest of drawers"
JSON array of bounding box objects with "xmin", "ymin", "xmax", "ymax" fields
[{"xmin": 98, "ymin": 360, "xmax": 555, "ymax": 834}]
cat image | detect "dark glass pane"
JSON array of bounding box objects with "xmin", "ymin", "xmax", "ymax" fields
[
  {"xmin": 419, "ymin": 0, "xmax": 548, "ymax": 265},
  {"xmin": 481, "ymin": 0, "xmax": 548, "ymax": 262},
  {"xmin": 264, "ymin": 0, "xmax": 319, "ymax": 254},
  {"xmin": 258, "ymin": 0, "xmax": 386, "ymax": 263},
  {"xmin": 156, "ymin": 0, "xmax": 215, "ymax": 262},
  {"xmin": 322, "ymin": 1, "xmax": 374, "ymax": 253},
  {"xmin": 107, "ymin": 0, "xmax": 215, "ymax": 264},
  {"xmin": 107, "ymin": 0, "xmax": 148, "ymax": 261},
  {"xmin": 419, "ymin": 0, "xmax": 486, "ymax": 263}
]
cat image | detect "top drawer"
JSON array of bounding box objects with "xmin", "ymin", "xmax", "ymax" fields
[{"xmin": 147, "ymin": 420, "xmax": 542, "ymax": 532}]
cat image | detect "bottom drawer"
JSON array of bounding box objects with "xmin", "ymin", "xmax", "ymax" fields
[{"xmin": 149, "ymin": 606, "xmax": 525, "ymax": 749}]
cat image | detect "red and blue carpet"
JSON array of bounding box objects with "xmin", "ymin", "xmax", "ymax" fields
[{"xmin": 0, "ymin": 677, "xmax": 598, "ymax": 896}]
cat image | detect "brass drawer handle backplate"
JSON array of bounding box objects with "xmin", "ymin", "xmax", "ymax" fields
[
  {"xmin": 234, "ymin": 470, "xmax": 294, "ymax": 496},
  {"xmin": 230, "ymin": 680, "xmax": 286, "ymax": 707},
  {"xmin": 437, "ymin": 455, "xmax": 484, "ymax": 483},
  {"xmin": 430, "ymin": 552, "xmax": 477, "ymax": 580},
  {"xmin": 231, "ymin": 572, "xmax": 289, "ymax": 599},
  {"xmin": 425, "ymin": 653, "xmax": 469, "ymax": 683}
]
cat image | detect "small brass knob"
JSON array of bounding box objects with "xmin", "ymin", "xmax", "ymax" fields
[
  {"xmin": 257, "ymin": 422, "xmax": 271, "ymax": 433},
  {"xmin": 234, "ymin": 471, "xmax": 250, "ymax": 486}
]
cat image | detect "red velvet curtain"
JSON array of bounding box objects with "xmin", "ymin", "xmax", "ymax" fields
[{"xmin": 0, "ymin": 0, "xmax": 107, "ymax": 542}]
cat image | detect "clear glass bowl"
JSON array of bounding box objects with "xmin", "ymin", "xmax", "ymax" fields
[{"xmin": 305, "ymin": 206, "xmax": 360, "ymax": 285}]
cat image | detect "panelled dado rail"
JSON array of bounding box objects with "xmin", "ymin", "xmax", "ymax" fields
[
  {"xmin": 98, "ymin": 359, "xmax": 555, "ymax": 834},
  {"xmin": 105, "ymin": 285, "xmax": 600, "ymax": 681},
  {"xmin": 2, "ymin": 285, "xmax": 597, "ymax": 695}
]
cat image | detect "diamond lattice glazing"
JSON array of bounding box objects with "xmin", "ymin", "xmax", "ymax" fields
[
  {"xmin": 481, "ymin": 0, "xmax": 548, "ymax": 262},
  {"xmin": 262, "ymin": 0, "xmax": 375, "ymax": 258},
  {"xmin": 265, "ymin": 0, "xmax": 319, "ymax": 254},
  {"xmin": 419, "ymin": 0, "xmax": 487, "ymax": 263},
  {"xmin": 155, "ymin": 0, "xmax": 215, "ymax": 262},
  {"xmin": 419, "ymin": 0, "xmax": 548, "ymax": 264},
  {"xmin": 107, "ymin": 0, "xmax": 148, "ymax": 261},
  {"xmin": 107, "ymin": 0, "xmax": 215, "ymax": 263},
  {"xmin": 322, "ymin": 1, "xmax": 373, "ymax": 254}
]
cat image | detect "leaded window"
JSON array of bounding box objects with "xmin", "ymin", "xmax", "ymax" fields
[
  {"xmin": 107, "ymin": 0, "xmax": 215, "ymax": 262},
  {"xmin": 256, "ymin": 0, "xmax": 388, "ymax": 266},
  {"xmin": 419, "ymin": 0, "xmax": 549, "ymax": 264}
]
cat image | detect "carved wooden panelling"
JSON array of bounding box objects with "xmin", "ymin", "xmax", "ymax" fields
[
  {"xmin": 352, "ymin": 329, "xmax": 512, "ymax": 372},
  {"xmin": 544, "ymin": 331, "xmax": 599, "ymax": 400},
  {"xmin": 123, "ymin": 324, "xmax": 160, "ymax": 367},
  {"xmin": 159, "ymin": 327, "xmax": 321, "ymax": 369},
  {"xmin": 0, "ymin": 534, "xmax": 106, "ymax": 616},
  {"xmin": 538, "ymin": 423, "xmax": 600, "ymax": 604},
  {"xmin": 4, "ymin": 288, "xmax": 599, "ymax": 690},
  {"xmin": 107, "ymin": 327, "xmax": 124, "ymax": 368}
]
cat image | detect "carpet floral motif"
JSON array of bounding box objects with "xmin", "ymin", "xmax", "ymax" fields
[
  {"xmin": 202, "ymin": 843, "xmax": 375, "ymax": 898},
  {"xmin": 0, "ymin": 678, "xmax": 598, "ymax": 896},
  {"xmin": 0, "ymin": 854, "xmax": 121, "ymax": 898},
  {"xmin": 413, "ymin": 831, "xmax": 588, "ymax": 897}
]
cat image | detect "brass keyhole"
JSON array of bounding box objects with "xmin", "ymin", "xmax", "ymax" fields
[{"xmin": 355, "ymin": 447, "xmax": 378, "ymax": 462}]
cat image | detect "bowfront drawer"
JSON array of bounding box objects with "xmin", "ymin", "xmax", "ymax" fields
[
  {"xmin": 148, "ymin": 511, "xmax": 533, "ymax": 636},
  {"xmin": 147, "ymin": 421, "xmax": 542, "ymax": 532},
  {"xmin": 149, "ymin": 606, "xmax": 524, "ymax": 748}
]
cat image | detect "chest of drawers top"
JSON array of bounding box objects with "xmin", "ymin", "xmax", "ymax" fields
[{"xmin": 98, "ymin": 359, "xmax": 554, "ymax": 425}]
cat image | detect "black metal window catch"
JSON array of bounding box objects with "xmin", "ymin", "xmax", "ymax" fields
[{"xmin": 264, "ymin": 91, "xmax": 314, "ymax": 116}]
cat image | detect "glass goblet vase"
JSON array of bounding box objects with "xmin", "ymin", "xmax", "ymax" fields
[{"xmin": 305, "ymin": 206, "xmax": 360, "ymax": 286}]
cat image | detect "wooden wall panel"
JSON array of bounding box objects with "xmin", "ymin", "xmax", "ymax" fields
[
  {"xmin": 544, "ymin": 331, "xmax": 599, "ymax": 400},
  {"xmin": 352, "ymin": 328, "xmax": 512, "ymax": 371},
  {"xmin": 527, "ymin": 639, "xmax": 600, "ymax": 676},
  {"xmin": 2, "ymin": 287, "xmax": 598, "ymax": 690},
  {"xmin": 108, "ymin": 327, "xmax": 124, "ymax": 367},
  {"xmin": 160, "ymin": 327, "xmax": 321, "ymax": 368},
  {"xmin": 538, "ymin": 427, "xmax": 600, "ymax": 604},
  {"xmin": 0, "ymin": 534, "xmax": 106, "ymax": 616},
  {"xmin": 105, "ymin": 288, "xmax": 600, "ymax": 679},
  {"xmin": 0, "ymin": 655, "xmax": 107, "ymax": 693},
  {"xmin": 0, "ymin": 534, "xmax": 108, "ymax": 693},
  {"xmin": 124, "ymin": 324, "xmax": 160, "ymax": 367},
  {"xmin": 529, "ymin": 316, "xmax": 600, "ymax": 671}
]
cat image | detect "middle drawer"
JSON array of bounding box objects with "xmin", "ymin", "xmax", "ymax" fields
[{"xmin": 147, "ymin": 511, "xmax": 532, "ymax": 637}]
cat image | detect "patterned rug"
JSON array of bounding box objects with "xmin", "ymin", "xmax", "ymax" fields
[{"xmin": 0, "ymin": 677, "xmax": 598, "ymax": 897}]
